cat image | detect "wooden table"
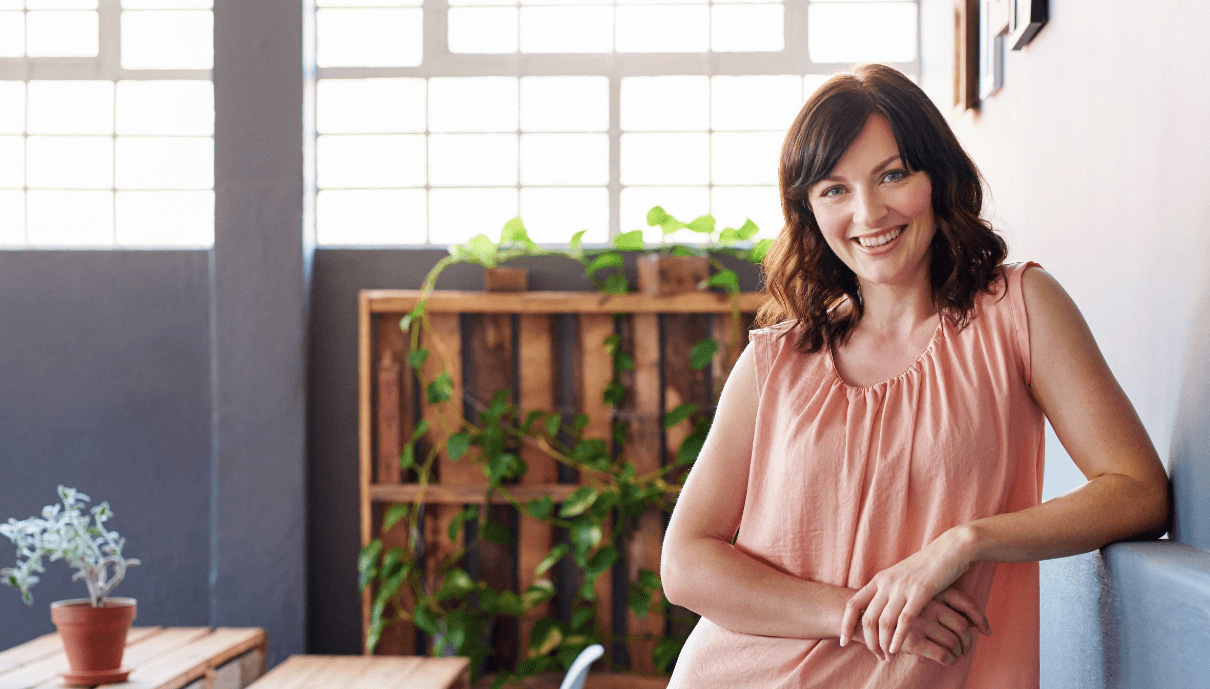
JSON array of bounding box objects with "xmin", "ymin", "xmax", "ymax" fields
[
  {"xmin": 247, "ymin": 656, "xmax": 469, "ymax": 689},
  {"xmin": 0, "ymin": 627, "xmax": 266, "ymax": 689}
]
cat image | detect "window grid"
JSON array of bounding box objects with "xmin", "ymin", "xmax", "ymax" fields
[
  {"xmin": 0, "ymin": 0, "xmax": 214, "ymax": 248},
  {"xmin": 314, "ymin": 0, "xmax": 919, "ymax": 246}
]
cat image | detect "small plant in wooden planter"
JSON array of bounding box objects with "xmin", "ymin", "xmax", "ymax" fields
[
  {"xmin": 360, "ymin": 210, "xmax": 770, "ymax": 688},
  {"xmin": 2, "ymin": 486, "xmax": 140, "ymax": 686}
]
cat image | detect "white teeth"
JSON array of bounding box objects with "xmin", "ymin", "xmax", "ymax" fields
[{"xmin": 857, "ymin": 226, "xmax": 904, "ymax": 248}]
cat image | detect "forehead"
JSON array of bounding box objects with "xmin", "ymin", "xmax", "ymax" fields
[{"xmin": 829, "ymin": 114, "xmax": 901, "ymax": 175}]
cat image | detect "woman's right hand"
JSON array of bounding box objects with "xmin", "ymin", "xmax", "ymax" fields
[{"xmin": 847, "ymin": 586, "xmax": 990, "ymax": 666}]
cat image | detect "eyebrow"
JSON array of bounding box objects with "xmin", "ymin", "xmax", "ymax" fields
[{"xmin": 816, "ymin": 154, "xmax": 903, "ymax": 185}]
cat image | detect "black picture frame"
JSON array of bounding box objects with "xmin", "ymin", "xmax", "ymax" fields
[{"xmin": 1009, "ymin": 0, "xmax": 1048, "ymax": 50}]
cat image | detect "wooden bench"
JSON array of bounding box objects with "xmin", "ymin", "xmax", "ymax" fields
[
  {"xmin": 0, "ymin": 627, "xmax": 266, "ymax": 689},
  {"xmin": 247, "ymin": 655, "xmax": 469, "ymax": 689}
]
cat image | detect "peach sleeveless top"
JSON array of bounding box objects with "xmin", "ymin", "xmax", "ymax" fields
[{"xmin": 668, "ymin": 262, "xmax": 1046, "ymax": 689}]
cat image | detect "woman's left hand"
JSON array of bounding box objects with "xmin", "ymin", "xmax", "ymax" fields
[{"xmin": 839, "ymin": 526, "xmax": 986, "ymax": 661}]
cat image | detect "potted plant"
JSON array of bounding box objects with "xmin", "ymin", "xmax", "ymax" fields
[{"xmin": 1, "ymin": 486, "xmax": 141, "ymax": 686}]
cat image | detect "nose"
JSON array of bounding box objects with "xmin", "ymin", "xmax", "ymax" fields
[{"xmin": 852, "ymin": 187, "xmax": 889, "ymax": 228}]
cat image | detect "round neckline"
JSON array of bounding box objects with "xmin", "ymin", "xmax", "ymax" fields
[{"xmin": 826, "ymin": 315, "xmax": 945, "ymax": 392}]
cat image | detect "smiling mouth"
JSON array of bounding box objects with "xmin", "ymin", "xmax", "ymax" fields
[{"xmin": 853, "ymin": 225, "xmax": 905, "ymax": 248}]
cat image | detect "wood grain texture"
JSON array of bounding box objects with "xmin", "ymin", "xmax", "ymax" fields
[
  {"xmin": 247, "ymin": 655, "xmax": 468, "ymax": 689},
  {"xmin": 474, "ymin": 673, "xmax": 669, "ymax": 689},
  {"xmin": 1, "ymin": 627, "xmax": 162, "ymax": 689},
  {"xmin": 375, "ymin": 314, "xmax": 407, "ymax": 486},
  {"xmin": 359, "ymin": 292, "xmax": 375, "ymax": 649},
  {"xmin": 364, "ymin": 292, "xmax": 766, "ymax": 315}
]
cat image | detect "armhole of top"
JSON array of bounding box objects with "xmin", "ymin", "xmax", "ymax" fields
[{"xmin": 1007, "ymin": 261, "xmax": 1043, "ymax": 388}]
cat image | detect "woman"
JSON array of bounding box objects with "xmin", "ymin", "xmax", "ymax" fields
[{"xmin": 660, "ymin": 64, "xmax": 1169, "ymax": 688}]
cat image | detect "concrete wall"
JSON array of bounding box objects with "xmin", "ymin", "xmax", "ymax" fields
[{"xmin": 919, "ymin": 1, "xmax": 1210, "ymax": 685}]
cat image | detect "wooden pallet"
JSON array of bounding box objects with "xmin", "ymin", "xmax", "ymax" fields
[
  {"xmin": 0, "ymin": 627, "xmax": 266, "ymax": 689},
  {"xmin": 359, "ymin": 288, "xmax": 763, "ymax": 675}
]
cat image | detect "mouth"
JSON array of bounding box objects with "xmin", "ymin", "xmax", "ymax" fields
[{"xmin": 851, "ymin": 225, "xmax": 905, "ymax": 251}]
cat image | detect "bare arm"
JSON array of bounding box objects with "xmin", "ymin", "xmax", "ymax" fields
[
  {"xmin": 661, "ymin": 342, "xmax": 860, "ymax": 639},
  {"xmin": 959, "ymin": 267, "xmax": 1170, "ymax": 562}
]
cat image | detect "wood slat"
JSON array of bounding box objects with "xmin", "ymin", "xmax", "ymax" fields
[
  {"xmin": 516, "ymin": 314, "xmax": 557, "ymax": 656},
  {"xmin": 248, "ymin": 656, "xmax": 468, "ymax": 689},
  {"xmin": 103, "ymin": 628, "xmax": 266, "ymax": 689},
  {"xmin": 620, "ymin": 313, "xmax": 664, "ymax": 674},
  {"xmin": 371, "ymin": 483, "xmax": 582, "ymax": 505},
  {"xmin": 359, "ymin": 292, "xmax": 376, "ymax": 650},
  {"xmin": 364, "ymin": 291, "xmax": 766, "ymax": 315},
  {"xmin": 372, "ymin": 502, "xmax": 418, "ymax": 656},
  {"xmin": 0, "ymin": 627, "xmax": 163, "ymax": 689},
  {"xmin": 0, "ymin": 633, "xmax": 62, "ymax": 676},
  {"xmin": 576, "ymin": 313, "xmax": 615, "ymax": 657},
  {"xmin": 375, "ymin": 314, "xmax": 407, "ymax": 486}
]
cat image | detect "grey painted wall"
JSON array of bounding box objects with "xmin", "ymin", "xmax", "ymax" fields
[
  {"xmin": 0, "ymin": 251, "xmax": 212, "ymax": 650},
  {"xmin": 919, "ymin": 1, "xmax": 1210, "ymax": 686},
  {"xmin": 305, "ymin": 248, "xmax": 764, "ymax": 654}
]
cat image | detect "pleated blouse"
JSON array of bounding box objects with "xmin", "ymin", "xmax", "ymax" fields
[{"xmin": 668, "ymin": 261, "xmax": 1046, "ymax": 689}]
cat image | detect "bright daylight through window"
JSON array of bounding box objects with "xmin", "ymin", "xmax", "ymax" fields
[
  {"xmin": 0, "ymin": 0, "xmax": 214, "ymax": 248},
  {"xmin": 315, "ymin": 0, "xmax": 919, "ymax": 246}
]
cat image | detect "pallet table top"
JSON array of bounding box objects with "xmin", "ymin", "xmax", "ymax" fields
[
  {"xmin": 246, "ymin": 655, "xmax": 469, "ymax": 689},
  {"xmin": 0, "ymin": 627, "xmax": 266, "ymax": 689}
]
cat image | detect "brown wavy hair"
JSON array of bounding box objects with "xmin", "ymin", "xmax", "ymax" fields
[{"xmin": 755, "ymin": 64, "xmax": 1008, "ymax": 353}]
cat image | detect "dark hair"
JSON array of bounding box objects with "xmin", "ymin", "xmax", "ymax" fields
[{"xmin": 755, "ymin": 63, "xmax": 1007, "ymax": 353}]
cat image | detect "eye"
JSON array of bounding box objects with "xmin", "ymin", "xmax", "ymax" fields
[
  {"xmin": 820, "ymin": 185, "xmax": 844, "ymax": 198},
  {"xmin": 882, "ymin": 169, "xmax": 907, "ymax": 183}
]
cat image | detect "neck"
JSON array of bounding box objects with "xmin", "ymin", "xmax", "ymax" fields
[{"xmin": 854, "ymin": 268, "xmax": 937, "ymax": 338}]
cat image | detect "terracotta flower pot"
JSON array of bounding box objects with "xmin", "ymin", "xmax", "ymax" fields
[{"xmin": 50, "ymin": 597, "xmax": 137, "ymax": 686}]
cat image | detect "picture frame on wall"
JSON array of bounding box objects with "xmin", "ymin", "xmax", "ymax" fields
[
  {"xmin": 979, "ymin": 0, "xmax": 1009, "ymax": 100},
  {"xmin": 1009, "ymin": 0, "xmax": 1048, "ymax": 50}
]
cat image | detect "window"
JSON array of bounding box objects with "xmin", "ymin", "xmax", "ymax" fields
[
  {"xmin": 0, "ymin": 0, "xmax": 214, "ymax": 248},
  {"xmin": 314, "ymin": 0, "xmax": 919, "ymax": 246}
]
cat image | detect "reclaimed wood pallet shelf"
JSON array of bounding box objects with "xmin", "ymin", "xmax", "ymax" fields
[{"xmin": 359, "ymin": 288, "xmax": 764, "ymax": 676}]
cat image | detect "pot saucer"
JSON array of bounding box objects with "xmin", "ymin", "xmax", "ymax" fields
[{"xmin": 60, "ymin": 667, "xmax": 131, "ymax": 686}]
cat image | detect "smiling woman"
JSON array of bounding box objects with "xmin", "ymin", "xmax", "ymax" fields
[{"xmin": 659, "ymin": 63, "xmax": 1170, "ymax": 689}]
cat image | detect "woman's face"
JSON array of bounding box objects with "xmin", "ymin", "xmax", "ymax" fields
[{"xmin": 807, "ymin": 113, "xmax": 935, "ymax": 290}]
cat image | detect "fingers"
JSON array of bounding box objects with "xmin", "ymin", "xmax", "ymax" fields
[
  {"xmin": 936, "ymin": 587, "xmax": 992, "ymax": 636},
  {"xmin": 922, "ymin": 619, "xmax": 961, "ymax": 651},
  {"xmin": 841, "ymin": 585, "xmax": 876, "ymax": 648},
  {"xmin": 862, "ymin": 590, "xmax": 889, "ymax": 661},
  {"xmin": 888, "ymin": 592, "xmax": 930, "ymax": 656},
  {"xmin": 906, "ymin": 636, "xmax": 960, "ymax": 667},
  {"xmin": 879, "ymin": 596, "xmax": 908, "ymax": 659}
]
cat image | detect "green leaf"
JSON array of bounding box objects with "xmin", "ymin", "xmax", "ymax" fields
[
  {"xmin": 737, "ymin": 218, "xmax": 760, "ymax": 240},
  {"xmin": 718, "ymin": 227, "xmax": 741, "ymax": 245},
  {"xmin": 601, "ymin": 274, "xmax": 629, "ymax": 294},
  {"xmin": 436, "ymin": 567, "xmax": 477, "ymax": 601},
  {"xmin": 543, "ymin": 413, "xmax": 561, "ymax": 437},
  {"xmin": 500, "ymin": 216, "xmax": 532, "ymax": 247},
  {"xmin": 401, "ymin": 302, "xmax": 427, "ymax": 331},
  {"xmin": 521, "ymin": 410, "xmax": 545, "ymax": 434},
  {"xmin": 676, "ymin": 419, "xmax": 711, "ymax": 466},
  {"xmin": 689, "ymin": 338, "xmax": 718, "ymax": 370},
  {"xmin": 482, "ymin": 520, "xmax": 514, "ymax": 545},
  {"xmin": 407, "ymin": 348, "xmax": 428, "ymax": 371},
  {"xmin": 613, "ymin": 351, "xmax": 635, "ymax": 371},
  {"xmin": 577, "ymin": 577, "xmax": 597, "ymax": 601},
  {"xmin": 465, "ymin": 233, "xmax": 498, "ymax": 267},
  {"xmin": 559, "ymin": 486, "xmax": 599, "ymax": 518},
  {"xmin": 603, "ymin": 333, "xmax": 621, "ymax": 355},
  {"xmin": 611, "ymin": 420, "xmax": 630, "ymax": 447},
  {"xmin": 571, "ymin": 413, "xmax": 589, "ymax": 432},
  {"xmin": 446, "ymin": 432, "xmax": 472, "ymax": 462},
  {"xmin": 398, "ymin": 443, "xmax": 415, "ymax": 470},
  {"xmin": 628, "ymin": 586, "xmax": 653, "ymax": 619},
  {"xmin": 686, "ymin": 214, "xmax": 716, "ymax": 234},
  {"xmin": 653, "ymin": 637, "xmax": 683, "ymax": 673},
  {"xmin": 527, "ymin": 495, "xmax": 555, "ymax": 521},
  {"xmin": 570, "ymin": 521, "xmax": 602, "ymax": 565},
  {"xmin": 536, "ymin": 543, "xmax": 568, "ymax": 575},
  {"xmin": 486, "ymin": 452, "xmax": 520, "ymax": 487},
  {"xmin": 426, "ymin": 371, "xmax": 453, "ymax": 403},
  {"xmin": 571, "ymin": 607, "xmax": 593, "ymax": 631},
  {"xmin": 706, "ymin": 269, "xmax": 739, "ymax": 294},
  {"xmin": 383, "ymin": 503, "xmax": 409, "ymax": 532},
  {"xmin": 612, "ymin": 229, "xmax": 645, "ymax": 251},
  {"xmin": 448, "ymin": 505, "xmax": 478, "ymax": 541},
  {"xmin": 586, "ymin": 546, "xmax": 618, "ymax": 575},
  {"xmin": 410, "ymin": 419, "xmax": 430, "ymax": 443},
  {"xmin": 412, "ymin": 602, "xmax": 440, "ymax": 635},
  {"xmin": 380, "ymin": 547, "xmax": 405, "ymax": 579},
  {"xmin": 603, "ymin": 381, "xmax": 626, "ymax": 407},
  {"xmin": 496, "ymin": 590, "xmax": 524, "ymax": 616},
  {"xmin": 521, "ymin": 579, "xmax": 556, "ymax": 609},
  {"xmin": 663, "ymin": 402, "xmax": 699, "ymax": 429},
  {"xmin": 749, "ymin": 238, "xmax": 773, "ymax": 264},
  {"xmin": 639, "ymin": 569, "xmax": 662, "ymax": 590},
  {"xmin": 571, "ymin": 438, "xmax": 608, "ymax": 467},
  {"xmin": 529, "ymin": 618, "xmax": 564, "ymax": 656},
  {"xmin": 585, "ymin": 252, "xmax": 623, "ymax": 275},
  {"xmin": 646, "ymin": 206, "xmax": 669, "ymax": 227},
  {"xmin": 357, "ymin": 539, "xmax": 382, "ymax": 592},
  {"xmin": 568, "ymin": 229, "xmax": 588, "ymax": 256}
]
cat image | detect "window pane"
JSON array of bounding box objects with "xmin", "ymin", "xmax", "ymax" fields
[
  {"xmin": 620, "ymin": 132, "xmax": 708, "ymax": 185},
  {"xmin": 711, "ymin": 131, "xmax": 781, "ymax": 185},
  {"xmin": 27, "ymin": 0, "xmax": 97, "ymax": 8},
  {"xmin": 28, "ymin": 81, "xmax": 114, "ymax": 135},
  {"xmin": 317, "ymin": 189, "xmax": 427, "ymax": 245},
  {"xmin": 711, "ymin": 4, "xmax": 782, "ymax": 52},
  {"xmin": 317, "ymin": 134, "xmax": 426, "ymax": 188},
  {"xmin": 27, "ymin": 11, "xmax": 98, "ymax": 57},
  {"xmin": 317, "ymin": 79, "xmax": 426, "ymax": 134},
  {"xmin": 0, "ymin": 13, "xmax": 22, "ymax": 58},
  {"xmin": 521, "ymin": 76, "xmax": 608, "ymax": 132},
  {"xmin": 519, "ymin": 187, "xmax": 608, "ymax": 244},
  {"xmin": 616, "ymin": 5, "xmax": 707, "ymax": 52},
  {"xmin": 122, "ymin": 0, "xmax": 213, "ymax": 7},
  {"xmin": 116, "ymin": 190, "xmax": 213, "ymax": 246},
  {"xmin": 621, "ymin": 76, "xmax": 708, "ymax": 131},
  {"xmin": 520, "ymin": 133, "xmax": 607, "ymax": 185},
  {"xmin": 449, "ymin": 7, "xmax": 518, "ymax": 54},
  {"xmin": 429, "ymin": 77, "xmax": 518, "ymax": 133},
  {"xmin": 520, "ymin": 6, "xmax": 611, "ymax": 53},
  {"xmin": 450, "ymin": 0, "xmax": 514, "ymax": 6},
  {"xmin": 428, "ymin": 134, "xmax": 517, "ymax": 186},
  {"xmin": 0, "ymin": 1, "xmax": 23, "ymax": 10},
  {"xmin": 429, "ymin": 187, "xmax": 518, "ymax": 244},
  {"xmin": 319, "ymin": 0, "xmax": 421, "ymax": 6},
  {"xmin": 316, "ymin": 8, "xmax": 421, "ymax": 67},
  {"xmin": 121, "ymin": 10, "xmax": 213, "ymax": 69},
  {"xmin": 808, "ymin": 2, "xmax": 916, "ymax": 63},
  {"xmin": 620, "ymin": 185, "xmax": 708, "ymax": 243},
  {"xmin": 117, "ymin": 81, "xmax": 214, "ymax": 135},
  {"xmin": 115, "ymin": 137, "xmax": 214, "ymax": 189},
  {"xmin": 27, "ymin": 136, "xmax": 113, "ymax": 189},
  {"xmin": 0, "ymin": 190, "xmax": 23, "ymax": 245},
  {"xmin": 711, "ymin": 75, "xmax": 801, "ymax": 131},
  {"xmin": 0, "ymin": 136, "xmax": 22, "ymax": 187},
  {"xmin": 0, "ymin": 82, "xmax": 21, "ymax": 133},
  {"xmin": 26, "ymin": 190, "xmax": 114, "ymax": 245},
  {"xmin": 804, "ymin": 74, "xmax": 829, "ymax": 100},
  {"xmin": 711, "ymin": 185, "xmax": 782, "ymax": 239}
]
